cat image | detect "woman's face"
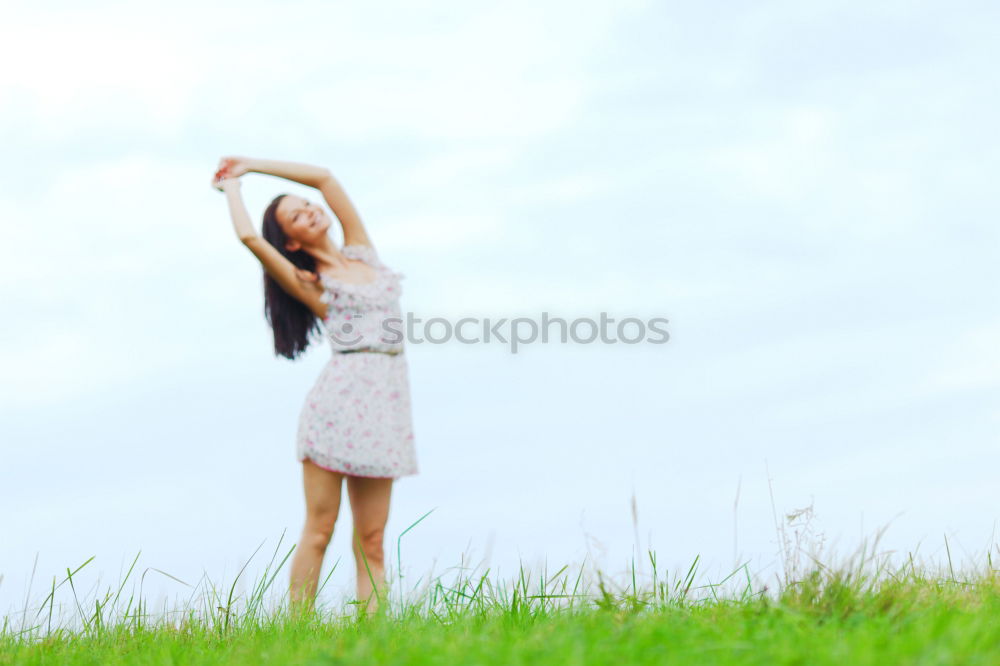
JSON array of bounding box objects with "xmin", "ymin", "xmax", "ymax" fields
[{"xmin": 277, "ymin": 195, "xmax": 331, "ymax": 249}]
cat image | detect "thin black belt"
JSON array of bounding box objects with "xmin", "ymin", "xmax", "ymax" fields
[{"xmin": 335, "ymin": 347, "xmax": 403, "ymax": 356}]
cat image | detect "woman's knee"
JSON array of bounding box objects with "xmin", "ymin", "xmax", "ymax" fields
[
  {"xmin": 354, "ymin": 527, "xmax": 385, "ymax": 561},
  {"xmin": 302, "ymin": 513, "xmax": 339, "ymax": 549}
]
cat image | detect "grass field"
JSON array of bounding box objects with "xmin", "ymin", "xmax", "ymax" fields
[{"xmin": 2, "ymin": 524, "xmax": 997, "ymax": 666}]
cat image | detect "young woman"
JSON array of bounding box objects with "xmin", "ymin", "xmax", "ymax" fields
[{"xmin": 211, "ymin": 157, "xmax": 419, "ymax": 616}]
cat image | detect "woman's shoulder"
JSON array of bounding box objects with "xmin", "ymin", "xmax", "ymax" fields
[
  {"xmin": 341, "ymin": 243, "xmax": 381, "ymax": 266},
  {"xmin": 341, "ymin": 243, "xmax": 406, "ymax": 282}
]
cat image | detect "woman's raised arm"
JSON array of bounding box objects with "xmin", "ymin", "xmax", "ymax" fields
[
  {"xmin": 214, "ymin": 156, "xmax": 373, "ymax": 248},
  {"xmin": 317, "ymin": 174, "xmax": 373, "ymax": 248},
  {"xmin": 247, "ymin": 157, "xmax": 331, "ymax": 188},
  {"xmin": 213, "ymin": 176, "xmax": 326, "ymax": 318},
  {"xmin": 217, "ymin": 177, "xmax": 258, "ymax": 241},
  {"xmin": 218, "ymin": 156, "xmax": 330, "ymax": 188}
]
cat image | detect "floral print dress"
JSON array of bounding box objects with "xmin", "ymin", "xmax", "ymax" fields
[{"xmin": 295, "ymin": 244, "xmax": 419, "ymax": 479}]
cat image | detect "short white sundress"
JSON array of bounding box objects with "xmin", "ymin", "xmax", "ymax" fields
[{"xmin": 295, "ymin": 243, "xmax": 419, "ymax": 479}]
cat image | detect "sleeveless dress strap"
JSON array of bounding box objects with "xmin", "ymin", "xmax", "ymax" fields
[{"xmin": 341, "ymin": 243, "xmax": 382, "ymax": 267}]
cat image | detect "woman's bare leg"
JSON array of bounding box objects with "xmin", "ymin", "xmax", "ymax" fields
[
  {"xmin": 346, "ymin": 475, "xmax": 393, "ymax": 616},
  {"xmin": 290, "ymin": 459, "xmax": 345, "ymax": 614}
]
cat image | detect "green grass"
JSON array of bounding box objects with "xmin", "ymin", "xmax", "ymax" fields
[{"xmin": 3, "ymin": 528, "xmax": 998, "ymax": 665}]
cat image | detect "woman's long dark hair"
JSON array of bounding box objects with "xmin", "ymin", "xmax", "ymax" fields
[{"xmin": 261, "ymin": 193, "xmax": 323, "ymax": 359}]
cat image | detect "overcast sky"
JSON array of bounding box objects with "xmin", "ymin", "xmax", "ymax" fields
[{"xmin": 2, "ymin": 0, "xmax": 998, "ymax": 623}]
